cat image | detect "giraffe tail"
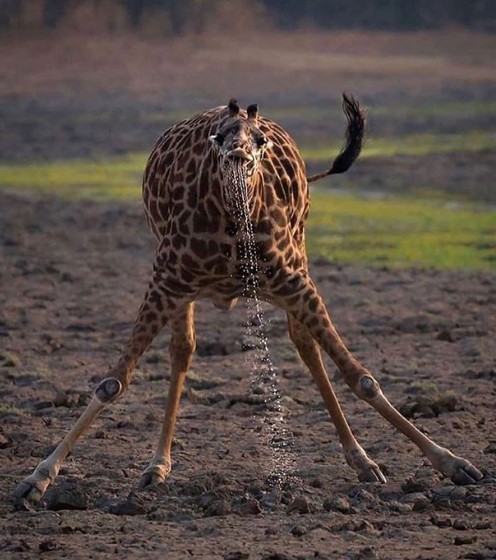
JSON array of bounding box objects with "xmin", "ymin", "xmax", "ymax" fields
[{"xmin": 306, "ymin": 93, "xmax": 366, "ymax": 184}]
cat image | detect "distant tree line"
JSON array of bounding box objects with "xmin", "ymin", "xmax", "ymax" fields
[{"xmin": 1, "ymin": 0, "xmax": 494, "ymax": 33}]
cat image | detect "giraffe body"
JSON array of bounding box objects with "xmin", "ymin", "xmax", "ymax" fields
[{"xmin": 15, "ymin": 96, "xmax": 482, "ymax": 502}]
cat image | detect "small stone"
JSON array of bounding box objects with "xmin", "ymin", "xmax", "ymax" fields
[
  {"xmin": 483, "ymin": 442, "xmax": 496, "ymax": 454},
  {"xmin": 454, "ymin": 519, "xmax": 470, "ymax": 530},
  {"xmin": 401, "ymin": 491, "xmax": 430, "ymax": 510},
  {"xmin": 287, "ymin": 496, "xmax": 312, "ymax": 514},
  {"xmin": 454, "ymin": 535, "xmax": 477, "ymax": 545},
  {"xmin": 323, "ymin": 496, "xmax": 351, "ymax": 514},
  {"xmin": 238, "ymin": 497, "xmax": 262, "ymax": 516},
  {"xmin": 430, "ymin": 513, "xmax": 453, "ymax": 527},
  {"xmin": 348, "ymin": 547, "xmax": 380, "ymax": 560},
  {"xmin": 431, "ymin": 485, "xmax": 467, "ymax": 506},
  {"xmin": 474, "ymin": 520, "xmax": 491, "ymax": 530},
  {"xmin": 108, "ymin": 493, "xmax": 147, "ymax": 516},
  {"xmin": 290, "ymin": 524, "xmax": 307, "ymax": 537},
  {"xmin": 412, "ymin": 494, "xmax": 431, "ymax": 511},
  {"xmin": 39, "ymin": 540, "xmax": 57, "ymax": 552},
  {"xmin": 401, "ymin": 476, "xmax": 430, "ymax": 494},
  {"xmin": 0, "ymin": 431, "xmax": 12, "ymax": 448},
  {"xmin": 437, "ymin": 329, "xmax": 455, "ymax": 342},
  {"xmin": 0, "ymin": 351, "xmax": 20, "ymax": 368},
  {"xmin": 45, "ymin": 483, "xmax": 89, "ymax": 511},
  {"xmin": 260, "ymin": 491, "xmax": 279, "ymax": 509},
  {"xmin": 388, "ymin": 501, "xmax": 412, "ymax": 514},
  {"xmin": 224, "ymin": 552, "xmax": 249, "ymax": 560},
  {"xmin": 205, "ymin": 499, "xmax": 231, "ymax": 517}
]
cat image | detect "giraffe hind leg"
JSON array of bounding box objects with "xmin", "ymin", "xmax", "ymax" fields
[
  {"xmin": 287, "ymin": 314, "xmax": 386, "ymax": 483},
  {"xmin": 14, "ymin": 275, "xmax": 184, "ymax": 502},
  {"xmin": 140, "ymin": 303, "xmax": 196, "ymax": 488},
  {"xmin": 276, "ymin": 271, "xmax": 482, "ymax": 485}
]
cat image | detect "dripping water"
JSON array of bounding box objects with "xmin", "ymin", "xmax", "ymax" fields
[{"xmin": 227, "ymin": 161, "xmax": 296, "ymax": 488}]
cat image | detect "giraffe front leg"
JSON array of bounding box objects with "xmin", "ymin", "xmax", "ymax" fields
[
  {"xmin": 140, "ymin": 303, "xmax": 196, "ymax": 488},
  {"xmin": 286, "ymin": 314, "xmax": 386, "ymax": 484},
  {"xmin": 274, "ymin": 271, "xmax": 482, "ymax": 485},
  {"xmin": 14, "ymin": 276, "xmax": 182, "ymax": 502}
]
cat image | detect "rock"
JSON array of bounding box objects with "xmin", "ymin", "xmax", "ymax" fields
[
  {"xmin": 454, "ymin": 518, "xmax": 470, "ymax": 530},
  {"xmin": 401, "ymin": 476, "xmax": 431, "ymax": 494},
  {"xmin": 0, "ymin": 431, "xmax": 12, "ymax": 448},
  {"xmin": 0, "ymin": 351, "xmax": 20, "ymax": 368},
  {"xmin": 262, "ymin": 553, "xmax": 295, "ymax": 560},
  {"xmin": 290, "ymin": 524, "xmax": 307, "ymax": 536},
  {"xmin": 388, "ymin": 500, "xmax": 413, "ymax": 514},
  {"xmin": 431, "ymin": 485, "xmax": 468, "ymax": 506},
  {"xmin": 454, "ymin": 535, "xmax": 477, "ymax": 545},
  {"xmin": 45, "ymin": 483, "xmax": 89, "ymax": 511},
  {"xmin": 108, "ymin": 493, "xmax": 147, "ymax": 516},
  {"xmin": 483, "ymin": 442, "xmax": 496, "ymax": 454},
  {"xmin": 238, "ymin": 497, "xmax": 262, "ymax": 516},
  {"xmin": 224, "ymin": 552, "xmax": 249, "ymax": 560},
  {"xmin": 39, "ymin": 540, "xmax": 57, "ymax": 552},
  {"xmin": 436, "ymin": 329, "xmax": 455, "ymax": 342},
  {"xmin": 204, "ymin": 499, "xmax": 231, "ymax": 517},
  {"xmin": 346, "ymin": 547, "xmax": 380, "ymax": 560},
  {"xmin": 260, "ymin": 491, "xmax": 279, "ymax": 509},
  {"xmin": 323, "ymin": 496, "xmax": 351, "ymax": 514},
  {"xmin": 430, "ymin": 513, "xmax": 453, "ymax": 527},
  {"xmin": 286, "ymin": 496, "xmax": 312, "ymax": 514},
  {"xmin": 412, "ymin": 494, "xmax": 431, "ymax": 511}
]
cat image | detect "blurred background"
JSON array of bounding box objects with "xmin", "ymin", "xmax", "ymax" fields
[{"xmin": 0, "ymin": 0, "xmax": 495, "ymax": 269}]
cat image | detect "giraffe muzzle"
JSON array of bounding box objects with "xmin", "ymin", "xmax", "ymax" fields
[{"xmin": 225, "ymin": 148, "xmax": 252, "ymax": 162}]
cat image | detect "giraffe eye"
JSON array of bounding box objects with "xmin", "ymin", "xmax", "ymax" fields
[
  {"xmin": 256, "ymin": 136, "xmax": 267, "ymax": 148},
  {"xmin": 212, "ymin": 133, "xmax": 224, "ymax": 146}
]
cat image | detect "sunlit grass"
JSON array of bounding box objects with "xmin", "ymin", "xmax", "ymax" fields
[
  {"xmin": 0, "ymin": 153, "xmax": 147, "ymax": 200},
  {"xmin": 302, "ymin": 130, "xmax": 496, "ymax": 161},
  {"xmin": 0, "ymin": 130, "xmax": 494, "ymax": 200},
  {"xmin": 307, "ymin": 190, "xmax": 496, "ymax": 270}
]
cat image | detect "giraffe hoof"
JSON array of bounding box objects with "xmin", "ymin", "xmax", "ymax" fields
[
  {"xmin": 139, "ymin": 463, "xmax": 171, "ymax": 489},
  {"xmin": 357, "ymin": 462, "xmax": 387, "ymax": 484},
  {"xmin": 14, "ymin": 480, "xmax": 45, "ymax": 502},
  {"xmin": 450, "ymin": 459, "xmax": 483, "ymax": 486}
]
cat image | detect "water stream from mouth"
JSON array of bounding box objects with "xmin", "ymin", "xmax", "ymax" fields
[{"xmin": 227, "ymin": 162, "xmax": 296, "ymax": 487}]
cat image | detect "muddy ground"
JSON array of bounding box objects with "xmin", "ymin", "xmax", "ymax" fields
[{"xmin": 0, "ymin": 189, "xmax": 495, "ymax": 559}]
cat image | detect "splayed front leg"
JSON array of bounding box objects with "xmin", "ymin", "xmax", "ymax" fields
[
  {"xmin": 15, "ymin": 274, "xmax": 182, "ymax": 502},
  {"xmin": 140, "ymin": 303, "xmax": 196, "ymax": 488},
  {"xmin": 15, "ymin": 380, "xmax": 121, "ymax": 502}
]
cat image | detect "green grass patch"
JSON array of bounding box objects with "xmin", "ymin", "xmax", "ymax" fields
[
  {"xmin": 307, "ymin": 190, "xmax": 496, "ymax": 270},
  {"xmin": 302, "ymin": 130, "xmax": 496, "ymax": 161},
  {"xmin": 0, "ymin": 152, "xmax": 148, "ymax": 200},
  {"xmin": 0, "ymin": 130, "xmax": 494, "ymax": 199}
]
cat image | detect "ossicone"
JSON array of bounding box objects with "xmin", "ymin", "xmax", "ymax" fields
[
  {"xmin": 247, "ymin": 104, "xmax": 258, "ymax": 120},
  {"xmin": 228, "ymin": 99, "xmax": 240, "ymax": 117}
]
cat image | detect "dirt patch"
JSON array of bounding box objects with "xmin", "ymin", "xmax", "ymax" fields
[{"xmin": 0, "ymin": 191, "xmax": 495, "ymax": 559}]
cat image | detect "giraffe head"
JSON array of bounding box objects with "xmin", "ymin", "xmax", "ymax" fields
[{"xmin": 209, "ymin": 99, "xmax": 272, "ymax": 217}]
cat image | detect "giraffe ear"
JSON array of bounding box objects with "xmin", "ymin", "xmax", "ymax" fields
[
  {"xmin": 247, "ymin": 104, "xmax": 258, "ymax": 120},
  {"xmin": 228, "ymin": 99, "xmax": 240, "ymax": 117}
]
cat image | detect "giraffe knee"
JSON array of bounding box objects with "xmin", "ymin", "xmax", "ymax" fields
[
  {"xmin": 95, "ymin": 377, "xmax": 123, "ymax": 404},
  {"xmin": 347, "ymin": 372, "xmax": 381, "ymax": 401}
]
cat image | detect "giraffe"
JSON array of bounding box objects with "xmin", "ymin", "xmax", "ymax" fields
[{"xmin": 15, "ymin": 95, "xmax": 482, "ymax": 502}]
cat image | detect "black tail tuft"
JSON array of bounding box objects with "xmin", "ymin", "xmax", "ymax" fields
[{"xmin": 307, "ymin": 93, "xmax": 366, "ymax": 184}]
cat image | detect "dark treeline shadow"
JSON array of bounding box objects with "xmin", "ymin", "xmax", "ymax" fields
[{"xmin": 0, "ymin": 0, "xmax": 495, "ymax": 35}]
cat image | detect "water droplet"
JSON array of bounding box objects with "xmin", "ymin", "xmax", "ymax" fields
[{"xmin": 227, "ymin": 162, "xmax": 297, "ymax": 487}]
